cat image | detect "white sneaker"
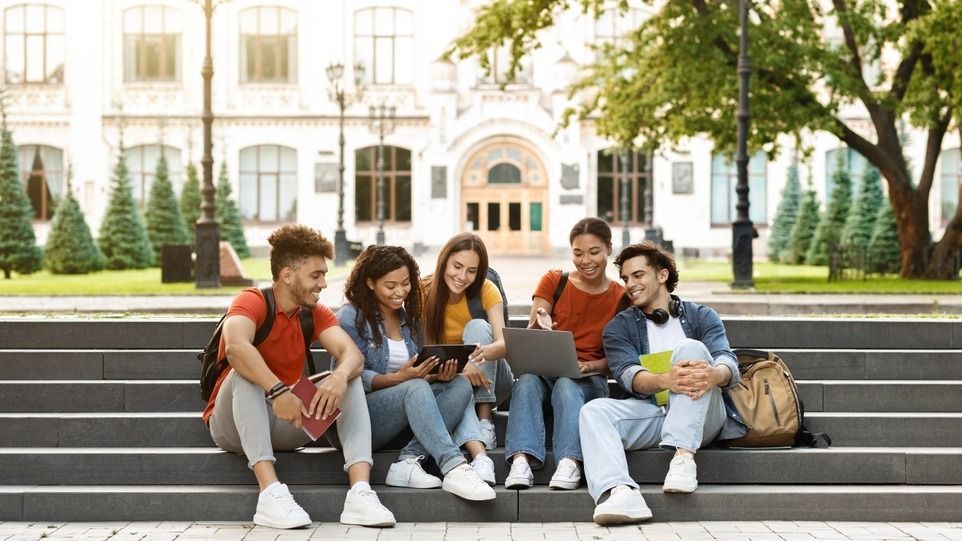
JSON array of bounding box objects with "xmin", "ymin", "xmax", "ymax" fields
[
  {"xmin": 504, "ymin": 459, "xmax": 533, "ymax": 489},
  {"xmin": 479, "ymin": 419, "xmax": 497, "ymax": 450},
  {"xmin": 253, "ymin": 483, "xmax": 311, "ymax": 529},
  {"xmin": 592, "ymin": 485, "xmax": 652, "ymax": 526},
  {"xmin": 385, "ymin": 456, "xmax": 442, "ymax": 489},
  {"xmin": 549, "ymin": 457, "xmax": 581, "ymax": 490},
  {"xmin": 442, "ymin": 463, "xmax": 496, "ymax": 501},
  {"xmin": 340, "ymin": 485, "xmax": 396, "ymax": 527},
  {"xmin": 663, "ymin": 454, "xmax": 698, "ymax": 493},
  {"xmin": 471, "ymin": 454, "xmax": 496, "ymax": 486}
]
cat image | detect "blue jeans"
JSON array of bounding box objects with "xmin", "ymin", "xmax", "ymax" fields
[
  {"xmin": 504, "ymin": 373, "xmax": 608, "ymax": 468},
  {"xmin": 366, "ymin": 376, "xmax": 474, "ymax": 475},
  {"xmin": 463, "ymin": 319, "xmax": 513, "ymax": 405},
  {"xmin": 579, "ymin": 339, "xmax": 728, "ymax": 502}
]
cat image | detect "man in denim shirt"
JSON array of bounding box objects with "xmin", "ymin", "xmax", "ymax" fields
[{"xmin": 579, "ymin": 242, "xmax": 747, "ymax": 525}]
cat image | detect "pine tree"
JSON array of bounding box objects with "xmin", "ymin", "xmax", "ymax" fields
[
  {"xmin": 0, "ymin": 128, "xmax": 42, "ymax": 278},
  {"xmin": 144, "ymin": 153, "xmax": 188, "ymax": 263},
  {"xmin": 98, "ymin": 150, "xmax": 154, "ymax": 269},
  {"xmin": 841, "ymin": 167, "xmax": 883, "ymax": 249},
  {"xmin": 868, "ymin": 197, "xmax": 901, "ymax": 275},
  {"xmin": 43, "ymin": 167, "xmax": 104, "ymax": 274},
  {"xmin": 786, "ymin": 180, "xmax": 821, "ymax": 265},
  {"xmin": 215, "ymin": 162, "xmax": 250, "ymax": 258},
  {"xmin": 768, "ymin": 163, "xmax": 802, "ymax": 262},
  {"xmin": 180, "ymin": 162, "xmax": 201, "ymax": 245},
  {"xmin": 806, "ymin": 164, "xmax": 852, "ymax": 265}
]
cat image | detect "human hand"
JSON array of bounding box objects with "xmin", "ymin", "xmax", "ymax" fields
[
  {"xmin": 428, "ymin": 359, "xmax": 458, "ymax": 382},
  {"xmin": 398, "ymin": 354, "xmax": 438, "ymax": 382},
  {"xmin": 272, "ymin": 391, "xmax": 303, "ymax": 428},
  {"xmin": 533, "ymin": 307, "xmax": 555, "ymax": 330},
  {"xmin": 669, "ymin": 360, "xmax": 715, "ymax": 400},
  {"xmin": 461, "ymin": 357, "xmax": 491, "ymax": 389},
  {"xmin": 309, "ymin": 371, "xmax": 348, "ymax": 420}
]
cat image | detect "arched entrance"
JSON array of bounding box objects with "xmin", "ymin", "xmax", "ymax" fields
[{"xmin": 460, "ymin": 137, "xmax": 548, "ymax": 254}]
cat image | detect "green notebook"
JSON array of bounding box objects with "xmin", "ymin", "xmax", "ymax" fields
[{"xmin": 639, "ymin": 350, "xmax": 672, "ymax": 406}]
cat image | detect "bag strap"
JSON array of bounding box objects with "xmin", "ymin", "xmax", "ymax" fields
[
  {"xmin": 467, "ymin": 292, "xmax": 486, "ymax": 320},
  {"xmin": 253, "ymin": 286, "xmax": 276, "ymax": 346},
  {"xmin": 300, "ymin": 307, "xmax": 317, "ymax": 375},
  {"xmin": 551, "ymin": 271, "xmax": 569, "ymax": 315}
]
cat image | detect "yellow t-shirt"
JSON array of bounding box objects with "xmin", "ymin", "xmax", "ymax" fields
[{"xmin": 443, "ymin": 279, "xmax": 502, "ymax": 343}]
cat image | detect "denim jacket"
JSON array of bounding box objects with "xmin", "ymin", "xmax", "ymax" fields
[
  {"xmin": 603, "ymin": 299, "xmax": 747, "ymax": 440},
  {"xmin": 336, "ymin": 302, "xmax": 422, "ymax": 393}
]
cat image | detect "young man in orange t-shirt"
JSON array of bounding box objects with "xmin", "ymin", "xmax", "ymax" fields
[{"xmin": 204, "ymin": 225, "xmax": 395, "ymax": 529}]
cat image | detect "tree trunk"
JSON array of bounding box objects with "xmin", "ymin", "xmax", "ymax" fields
[
  {"xmin": 926, "ymin": 206, "xmax": 962, "ymax": 280},
  {"xmin": 2, "ymin": 268, "xmax": 9, "ymax": 279}
]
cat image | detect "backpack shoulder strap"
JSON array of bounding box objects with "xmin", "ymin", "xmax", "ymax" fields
[
  {"xmin": 467, "ymin": 286, "xmax": 486, "ymax": 320},
  {"xmin": 551, "ymin": 271, "xmax": 569, "ymax": 314},
  {"xmin": 300, "ymin": 307, "xmax": 317, "ymax": 375},
  {"xmin": 253, "ymin": 286, "xmax": 276, "ymax": 346}
]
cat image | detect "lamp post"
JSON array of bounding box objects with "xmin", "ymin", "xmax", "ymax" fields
[
  {"xmin": 732, "ymin": 0, "xmax": 757, "ymax": 288},
  {"xmin": 367, "ymin": 103, "xmax": 396, "ymax": 245},
  {"xmin": 192, "ymin": 0, "xmax": 229, "ymax": 288},
  {"xmin": 325, "ymin": 62, "xmax": 365, "ymax": 266},
  {"xmin": 619, "ymin": 150, "xmax": 631, "ymax": 249}
]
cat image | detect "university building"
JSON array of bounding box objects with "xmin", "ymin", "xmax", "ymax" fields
[{"xmin": 4, "ymin": 0, "xmax": 959, "ymax": 256}]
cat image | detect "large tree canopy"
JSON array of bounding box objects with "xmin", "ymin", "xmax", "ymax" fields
[{"xmin": 449, "ymin": 0, "xmax": 962, "ymax": 278}]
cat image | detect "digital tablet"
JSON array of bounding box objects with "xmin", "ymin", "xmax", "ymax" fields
[{"xmin": 414, "ymin": 344, "xmax": 475, "ymax": 374}]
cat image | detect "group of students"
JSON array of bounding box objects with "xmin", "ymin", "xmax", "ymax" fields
[{"xmin": 202, "ymin": 218, "xmax": 747, "ymax": 529}]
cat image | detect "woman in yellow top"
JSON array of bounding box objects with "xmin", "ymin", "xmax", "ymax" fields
[{"xmin": 423, "ymin": 232, "xmax": 513, "ymax": 451}]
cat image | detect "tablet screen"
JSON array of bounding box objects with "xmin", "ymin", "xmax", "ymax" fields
[{"xmin": 415, "ymin": 344, "xmax": 475, "ymax": 374}]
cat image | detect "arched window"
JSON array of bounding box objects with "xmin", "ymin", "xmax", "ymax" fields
[
  {"xmin": 123, "ymin": 5, "xmax": 182, "ymax": 82},
  {"xmin": 17, "ymin": 145, "xmax": 63, "ymax": 221},
  {"xmin": 354, "ymin": 7, "xmax": 413, "ymax": 85},
  {"xmin": 826, "ymin": 147, "xmax": 874, "ymax": 204},
  {"xmin": 354, "ymin": 146, "xmax": 411, "ymax": 223},
  {"xmin": 239, "ymin": 145, "xmax": 297, "ymax": 222},
  {"xmin": 710, "ymin": 152, "xmax": 767, "ymax": 226},
  {"xmin": 940, "ymin": 148, "xmax": 961, "ymax": 224},
  {"xmin": 488, "ymin": 163, "xmax": 521, "ymax": 184},
  {"xmin": 240, "ymin": 6, "xmax": 297, "ymax": 83},
  {"xmin": 596, "ymin": 149, "xmax": 650, "ymax": 224},
  {"xmin": 3, "ymin": 4, "xmax": 64, "ymax": 84},
  {"xmin": 123, "ymin": 145, "xmax": 183, "ymax": 208}
]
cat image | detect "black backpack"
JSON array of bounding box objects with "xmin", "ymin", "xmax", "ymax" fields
[
  {"xmin": 199, "ymin": 287, "xmax": 316, "ymax": 401},
  {"xmin": 467, "ymin": 267, "xmax": 510, "ymax": 324}
]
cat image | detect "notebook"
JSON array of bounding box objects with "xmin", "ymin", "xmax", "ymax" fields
[
  {"xmin": 639, "ymin": 350, "xmax": 672, "ymax": 406},
  {"xmin": 503, "ymin": 327, "xmax": 599, "ymax": 379},
  {"xmin": 290, "ymin": 376, "xmax": 340, "ymax": 441}
]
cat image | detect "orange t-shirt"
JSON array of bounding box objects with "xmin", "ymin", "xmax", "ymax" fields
[
  {"xmin": 202, "ymin": 287, "xmax": 338, "ymax": 424},
  {"xmin": 532, "ymin": 270, "xmax": 625, "ymax": 363}
]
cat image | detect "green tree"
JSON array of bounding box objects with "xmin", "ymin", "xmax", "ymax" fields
[
  {"xmin": 768, "ymin": 162, "xmax": 801, "ymax": 262},
  {"xmin": 868, "ymin": 197, "xmax": 901, "ymax": 275},
  {"xmin": 43, "ymin": 168, "xmax": 104, "ymax": 274},
  {"xmin": 449, "ymin": 0, "xmax": 962, "ymax": 278},
  {"xmin": 806, "ymin": 165, "xmax": 852, "ymax": 265},
  {"xmin": 180, "ymin": 162, "xmax": 201, "ymax": 245},
  {"xmin": 215, "ymin": 162, "xmax": 250, "ymax": 258},
  {"xmin": 842, "ymin": 167, "xmax": 884, "ymax": 250},
  {"xmin": 98, "ymin": 150, "xmax": 154, "ymax": 269},
  {"xmin": 144, "ymin": 153, "xmax": 188, "ymax": 263},
  {"xmin": 785, "ymin": 180, "xmax": 820, "ymax": 265},
  {"xmin": 0, "ymin": 128, "xmax": 41, "ymax": 278}
]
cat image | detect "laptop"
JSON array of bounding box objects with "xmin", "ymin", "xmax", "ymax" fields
[{"xmin": 503, "ymin": 327, "xmax": 600, "ymax": 379}]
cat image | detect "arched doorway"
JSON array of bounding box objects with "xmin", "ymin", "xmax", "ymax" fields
[{"xmin": 461, "ymin": 137, "xmax": 548, "ymax": 254}]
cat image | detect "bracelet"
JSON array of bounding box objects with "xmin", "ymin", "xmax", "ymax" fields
[
  {"xmin": 266, "ymin": 382, "xmax": 287, "ymax": 400},
  {"xmin": 268, "ymin": 387, "xmax": 291, "ymax": 401}
]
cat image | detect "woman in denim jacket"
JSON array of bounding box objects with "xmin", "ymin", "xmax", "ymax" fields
[{"xmin": 337, "ymin": 245, "xmax": 495, "ymax": 501}]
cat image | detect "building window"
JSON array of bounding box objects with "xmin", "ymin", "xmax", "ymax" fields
[
  {"xmin": 593, "ymin": 6, "xmax": 646, "ymax": 54},
  {"xmin": 354, "ymin": 7, "xmax": 413, "ymax": 85},
  {"xmin": 3, "ymin": 4, "xmax": 64, "ymax": 84},
  {"xmin": 354, "ymin": 146, "xmax": 411, "ymax": 223},
  {"xmin": 123, "ymin": 145, "xmax": 183, "ymax": 208},
  {"xmin": 710, "ymin": 152, "xmax": 767, "ymax": 226},
  {"xmin": 17, "ymin": 145, "xmax": 63, "ymax": 221},
  {"xmin": 480, "ymin": 45, "xmax": 532, "ymax": 85},
  {"xmin": 825, "ymin": 147, "xmax": 874, "ymax": 204},
  {"xmin": 239, "ymin": 145, "xmax": 297, "ymax": 222},
  {"xmin": 940, "ymin": 148, "xmax": 961, "ymax": 224},
  {"xmin": 240, "ymin": 6, "xmax": 297, "ymax": 83},
  {"xmin": 596, "ymin": 150, "xmax": 650, "ymax": 224},
  {"xmin": 123, "ymin": 5, "xmax": 181, "ymax": 82},
  {"xmin": 488, "ymin": 163, "xmax": 521, "ymax": 184}
]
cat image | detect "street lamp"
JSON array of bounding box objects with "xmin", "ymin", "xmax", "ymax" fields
[
  {"xmin": 732, "ymin": 0, "xmax": 758, "ymax": 288},
  {"xmin": 192, "ymin": 0, "xmax": 230, "ymax": 288},
  {"xmin": 367, "ymin": 103, "xmax": 396, "ymax": 245},
  {"xmin": 619, "ymin": 150, "xmax": 630, "ymax": 249},
  {"xmin": 326, "ymin": 62, "xmax": 365, "ymax": 266}
]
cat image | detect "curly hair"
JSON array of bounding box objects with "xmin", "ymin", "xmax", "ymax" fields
[
  {"xmin": 614, "ymin": 241, "xmax": 680, "ymax": 293},
  {"xmin": 424, "ymin": 233, "xmax": 489, "ymax": 343},
  {"xmin": 268, "ymin": 224, "xmax": 334, "ymax": 280},
  {"xmin": 344, "ymin": 245, "xmax": 422, "ymax": 346}
]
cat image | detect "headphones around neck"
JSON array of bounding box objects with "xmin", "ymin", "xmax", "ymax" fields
[{"xmin": 643, "ymin": 296, "xmax": 681, "ymax": 325}]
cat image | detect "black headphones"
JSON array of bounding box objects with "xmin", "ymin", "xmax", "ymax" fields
[{"xmin": 643, "ymin": 296, "xmax": 681, "ymax": 325}]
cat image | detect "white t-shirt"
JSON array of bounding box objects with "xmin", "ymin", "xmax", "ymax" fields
[
  {"xmin": 646, "ymin": 316, "xmax": 686, "ymax": 356},
  {"xmin": 386, "ymin": 338, "xmax": 409, "ymax": 373}
]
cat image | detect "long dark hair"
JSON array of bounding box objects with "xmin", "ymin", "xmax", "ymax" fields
[
  {"xmin": 424, "ymin": 233, "xmax": 489, "ymax": 343},
  {"xmin": 344, "ymin": 245, "xmax": 422, "ymax": 346}
]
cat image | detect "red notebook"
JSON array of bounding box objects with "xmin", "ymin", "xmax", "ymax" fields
[{"xmin": 290, "ymin": 376, "xmax": 340, "ymax": 441}]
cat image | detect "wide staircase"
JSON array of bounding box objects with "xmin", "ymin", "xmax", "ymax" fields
[{"xmin": 1, "ymin": 316, "xmax": 961, "ymax": 522}]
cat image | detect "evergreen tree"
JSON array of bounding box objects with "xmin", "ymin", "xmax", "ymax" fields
[
  {"xmin": 768, "ymin": 163, "xmax": 802, "ymax": 262},
  {"xmin": 868, "ymin": 197, "xmax": 901, "ymax": 275},
  {"xmin": 98, "ymin": 150, "xmax": 154, "ymax": 269},
  {"xmin": 786, "ymin": 180, "xmax": 820, "ymax": 265},
  {"xmin": 215, "ymin": 162, "xmax": 250, "ymax": 258},
  {"xmin": 0, "ymin": 128, "xmax": 41, "ymax": 278},
  {"xmin": 144, "ymin": 153, "xmax": 188, "ymax": 263},
  {"xmin": 806, "ymin": 164, "xmax": 852, "ymax": 265},
  {"xmin": 842, "ymin": 167, "xmax": 884, "ymax": 249},
  {"xmin": 180, "ymin": 162, "xmax": 201, "ymax": 245},
  {"xmin": 43, "ymin": 167, "xmax": 104, "ymax": 274}
]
